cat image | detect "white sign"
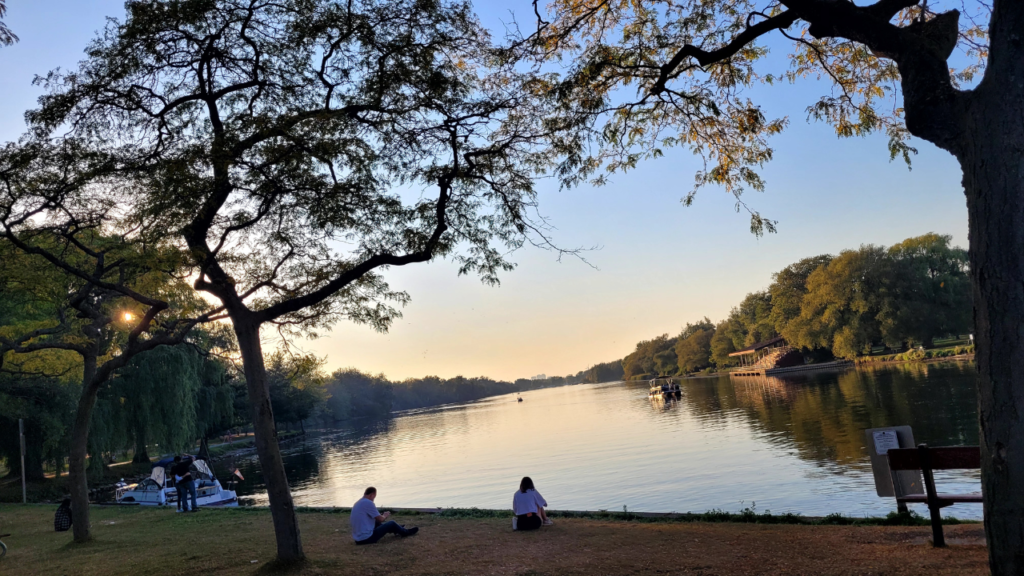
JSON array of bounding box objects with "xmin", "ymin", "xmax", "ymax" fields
[{"xmin": 873, "ymin": 430, "xmax": 900, "ymax": 455}]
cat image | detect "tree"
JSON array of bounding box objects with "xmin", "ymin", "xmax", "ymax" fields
[
  {"xmin": 785, "ymin": 245, "xmax": 893, "ymax": 358},
  {"xmin": 0, "ymin": 0, "xmax": 17, "ymax": 47},
  {"xmin": 26, "ymin": 0, "xmax": 563, "ymax": 561},
  {"xmin": 679, "ymin": 317, "xmax": 715, "ymax": 341},
  {"xmin": 0, "ymin": 239, "xmax": 79, "ymax": 479},
  {"xmin": 883, "ymin": 233, "xmax": 971, "ymax": 346},
  {"xmin": 584, "ymin": 360, "xmax": 625, "ymax": 383},
  {"xmin": 676, "ymin": 328, "xmax": 716, "ymax": 373},
  {"xmin": 325, "ymin": 369, "xmax": 394, "ymax": 420},
  {"xmin": 107, "ymin": 347, "xmax": 198, "ymax": 465},
  {"xmin": 622, "ymin": 334, "xmax": 676, "ymax": 379},
  {"xmin": 709, "ymin": 292, "xmax": 776, "ymax": 367},
  {"xmin": 710, "ymin": 318, "xmax": 741, "ymax": 367},
  {"xmin": 0, "ymin": 374, "xmax": 77, "ymax": 481},
  {"xmin": 768, "ymin": 255, "xmax": 833, "ymax": 335},
  {"xmin": 266, "ymin": 352, "xmax": 328, "ymax": 433},
  {"xmin": 0, "ymin": 143, "xmax": 213, "ymax": 542},
  {"xmin": 527, "ymin": 1, "xmax": 1024, "ymax": 569}
]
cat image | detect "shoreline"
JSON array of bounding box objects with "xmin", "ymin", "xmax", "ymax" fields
[
  {"xmin": 626, "ymin": 354, "xmax": 977, "ymax": 381},
  {"xmin": 89, "ymin": 503, "xmax": 980, "ymax": 527}
]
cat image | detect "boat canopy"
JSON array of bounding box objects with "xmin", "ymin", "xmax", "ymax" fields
[
  {"xmin": 191, "ymin": 459, "xmax": 215, "ymax": 481},
  {"xmin": 153, "ymin": 457, "xmax": 175, "ymax": 469},
  {"xmin": 150, "ymin": 466, "xmax": 166, "ymax": 488}
]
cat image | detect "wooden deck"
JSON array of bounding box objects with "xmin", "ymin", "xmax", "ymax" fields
[{"xmin": 729, "ymin": 360, "xmax": 852, "ymax": 378}]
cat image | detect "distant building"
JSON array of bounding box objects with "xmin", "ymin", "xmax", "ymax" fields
[
  {"xmin": 728, "ymin": 336, "xmax": 793, "ymax": 368},
  {"xmin": 531, "ymin": 374, "xmax": 547, "ymax": 380}
]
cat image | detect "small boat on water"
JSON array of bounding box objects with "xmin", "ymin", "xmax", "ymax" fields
[
  {"xmin": 116, "ymin": 458, "xmax": 238, "ymax": 508},
  {"xmin": 648, "ymin": 378, "xmax": 681, "ymax": 398}
]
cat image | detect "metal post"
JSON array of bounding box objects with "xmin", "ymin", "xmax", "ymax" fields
[
  {"xmin": 918, "ymin": 443, "xmax": 945, "ymax": 547},
  {"xmin": 19, "ymin": 419, "xmax": 26, "ymax": 504}
]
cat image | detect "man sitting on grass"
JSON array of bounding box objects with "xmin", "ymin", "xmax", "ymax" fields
[{"xmin": 350, "ymin": 486, "xmax": 419, "ymax": 545}]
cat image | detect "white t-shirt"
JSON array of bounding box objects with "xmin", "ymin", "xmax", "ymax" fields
[
  {"xmin": 350, "ymin": 497, "xmax": 380, "ymax": 541},
  {"xmin": 512, "ymin": 489, "xmax": 547, "ymax": 516}
]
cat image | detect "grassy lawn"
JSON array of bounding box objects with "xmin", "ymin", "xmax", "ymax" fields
[{"xmin": 0, "ymin": 504, "xmax": 990, "ymax": 575}]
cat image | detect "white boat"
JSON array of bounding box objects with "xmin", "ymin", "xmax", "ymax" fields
[
  {"xmin": 648, "ymin": 378, "xmax": 681, "ymax": 397},
  {"xmin": 117, "ymin": 458, "xmax": 238, "ymax": 508}
]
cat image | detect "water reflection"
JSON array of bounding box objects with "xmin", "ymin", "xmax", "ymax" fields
[{"xmin": 223, "ymin": 362, "xmax": 981, "ymax": 518}]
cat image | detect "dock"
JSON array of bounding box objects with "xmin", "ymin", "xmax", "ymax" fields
[{"xmin": 730, "ymin": 360, "xmax": 852, "ymax": 377}]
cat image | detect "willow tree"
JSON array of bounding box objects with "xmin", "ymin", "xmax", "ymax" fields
[
  {"xmin": 0, "ymin": 0, "xmax": 16, "ymax": 47},
  {"xmin": 26, "ymin": 0, "xmax": 563, "ymax": 561},
  {"xmin": 0, "ymin": 142, "xmax": 215, "ymax": 542},
  {"xmin": 526, "ymin": 0, "xmax": 1018, "ymax": 570}
]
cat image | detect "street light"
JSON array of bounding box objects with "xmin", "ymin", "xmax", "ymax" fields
[{"xmin": 123, "ymin": 312, "xmax": 134, "ymax": 322}]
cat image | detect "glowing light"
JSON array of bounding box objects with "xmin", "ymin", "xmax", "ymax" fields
[{"xmin": 123, "ymin": 312, "xmax": 135, "ymax": 322}]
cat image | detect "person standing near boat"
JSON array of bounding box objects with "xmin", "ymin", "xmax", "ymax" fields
[
  {"xmin": 350, "ymin": 487, "xmax": 419, "ymax": 544},
  {"xmin": 513, "ymin": 476, "xmax": 552, "ymax": 530},
  {"xmin": 171, "ymin": 454, "xmax": 198, "ymax": 512}
]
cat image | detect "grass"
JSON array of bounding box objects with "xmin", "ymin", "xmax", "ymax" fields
[
  {"xmin": 0, "ymin": 504, "xmax": 989, "ymax": 575},
  {"xmin": 858, "ymin": 344, "xmax": 975, "ymax": 363}
]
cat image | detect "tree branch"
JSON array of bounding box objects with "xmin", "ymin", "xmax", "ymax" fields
[{"xmin": 652, "ymin": 11, "xmax": 800, "ymax": 94}]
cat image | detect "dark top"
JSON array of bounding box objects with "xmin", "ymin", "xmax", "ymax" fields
[
  {"xmin": 171, "ymin": 458, "xmax": 193, "ymax": 481},
  {"xmin": 54, "ymin": 504, "xmax": 72, "ymax": 532}
]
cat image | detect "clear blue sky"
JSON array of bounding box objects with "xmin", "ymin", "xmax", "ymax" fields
[{"xmin": 0, "ymin": 1, "xmax": 969, "ymax": 381}]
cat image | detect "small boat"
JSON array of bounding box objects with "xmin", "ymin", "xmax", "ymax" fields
[
  {"xmin": 117, "ymin": 458, "xmax": 238, "ymax": 508},
  {"xmin": 648, "ymin": 378, "xmax": 681, "ymax": 398},
  {"xmin": 517, "ymin": 395, "xmax": 523, "ymax": 403}
]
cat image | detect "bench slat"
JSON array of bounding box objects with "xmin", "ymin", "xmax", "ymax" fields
[
  {"xmin": 886, "ymin": 446, "xmax": 981, "ymax": 471},
  {"xmin": 897, "ymin": 492, "xmax": 983, "ymax": 504}
]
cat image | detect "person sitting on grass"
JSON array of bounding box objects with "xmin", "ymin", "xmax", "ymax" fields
[
  {"xmin": 54, "ymin": 498, "xmax": 72, "ymax": 532},
  {"xmin": 350, "ymin": 486, "xmax": 419, "ymax": 545},
  {"xmin": 513, "ymin": 476, "xmax": 552, "ymax": 531}
]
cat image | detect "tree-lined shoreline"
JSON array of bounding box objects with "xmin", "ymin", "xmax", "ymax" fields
[{"xmin": 608, "ymin": 233, "xmax": 973, "ymax": 380}]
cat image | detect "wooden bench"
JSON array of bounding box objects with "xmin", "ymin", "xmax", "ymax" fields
[{"xmin": 886, "ymin": 444, "xmax": 982, "ymax": 547}]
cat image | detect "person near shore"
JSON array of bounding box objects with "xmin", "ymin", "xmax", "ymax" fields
[
  {"xmin": 513, "ymin": 476, "xmax": 552, "ymax": 531},
  {"xmin": 171, "ymin": 454, "xmax": 198, "ymax": 512},
  {"xmin": 350, "ymin": 487, "xmax": 419, "ymax": 545},
  {"xmin": 54, "ymin": 497, "xmax": 72, "ymax": 532}
]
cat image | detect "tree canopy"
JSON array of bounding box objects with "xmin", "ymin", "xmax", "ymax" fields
[{"xmin": 19, "ymin": 0, "xmax": 575, "ymax": 559}]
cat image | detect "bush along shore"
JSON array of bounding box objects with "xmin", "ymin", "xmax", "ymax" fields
[{"xmin": 856, "ymin": 346, "xmax": 975, "ymax": 364}]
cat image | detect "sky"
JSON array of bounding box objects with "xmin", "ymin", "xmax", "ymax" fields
[{"xmin": 0, "ymin": 1, "xmax": 970, "ymax": 382}]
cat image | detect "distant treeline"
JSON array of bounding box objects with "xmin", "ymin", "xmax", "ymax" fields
[
  {"xmin": 615, "ymin": 233, "xmax": 972, "ymax": 380},
  {"xmin": 322, "ymin": 368, "xmax": 614, "ymax": 422}
]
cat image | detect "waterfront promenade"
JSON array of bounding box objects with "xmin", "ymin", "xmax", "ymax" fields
[{"xmin": 0, "ymin": 504, "xmax": 988, "ymax": 575}]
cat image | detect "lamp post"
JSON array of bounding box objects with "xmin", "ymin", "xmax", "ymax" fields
[{"xmin": 19, "ymin": 418, "xmax": 26, "ymax": 504}]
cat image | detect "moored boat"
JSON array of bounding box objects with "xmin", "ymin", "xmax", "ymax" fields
[{"xmin": 117, "ymin": 458, "xmax": 238, "ymax": 508}]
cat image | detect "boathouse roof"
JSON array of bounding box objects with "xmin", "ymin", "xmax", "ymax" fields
[{"xmin": 728, "ymin": 335, "xmax": 786, "ymax": 357}]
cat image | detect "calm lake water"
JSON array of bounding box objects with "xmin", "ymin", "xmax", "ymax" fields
[{"xmin": 225, "ymin": 362, "xmax": 982, "ymax": 518}]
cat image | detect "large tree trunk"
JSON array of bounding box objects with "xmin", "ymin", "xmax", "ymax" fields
[
  {"xmin": 962, "ymin": 93, "xmax": 1024, "ymax": 574},
  {"xmin": 68, "ymin": 352, "xmax": 99, "ymax": 544},
  {"xmin": 961, "ymin": 4, "xmax": 1024, "ymax": 573},
  {"xmin": 131, "ymin": 423, "xmax": 149, "ymax": 463},
  {"xmin": 234, "ymin": 318, "xmax": 304, "ymax": 563}
]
